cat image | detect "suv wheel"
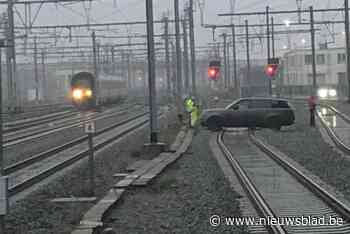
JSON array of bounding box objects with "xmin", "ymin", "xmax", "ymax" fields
[
  {"xmin": 207, "ymin": 117, "xmax": 223, "ymax": 131},
  {"xmin": 267, "ymin": 116, "xmax": 281, "ymax": 131}
]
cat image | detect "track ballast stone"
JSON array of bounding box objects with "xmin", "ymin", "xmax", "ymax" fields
[
  {"xmin": 257, "ymin": 102, "xmax": 350, "ymax": 203},
  {"xmin": 103, "ymin": 130, "xmax": 247, "ymax": 234}
]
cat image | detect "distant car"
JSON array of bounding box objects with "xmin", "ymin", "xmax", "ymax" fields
[{"xmin": 201, "ymin": 97, "xmax": 295, "ymax": 131}]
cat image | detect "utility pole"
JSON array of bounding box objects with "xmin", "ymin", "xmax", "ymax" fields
[
  {"xmin": 271, "ymin": 17, "xmax": 275, "ymax": 58},
  {"xmin": 163, "ymin": 17, "xmax": 171, "ymax": 102},
  {"xmin": 345, "ymin": 0, "xmax": 350, "ymax": 102},
  {"xmin": 34, "ymin": 36, "xmax": 39, "ymax": 102},
  {"xmin": 245, "ymin": 20, "xmax": 251, "ymax": 97},
  {"xmin": 171, "ymin": 41, "xmax": 177, "ymax": 98},
  {"xmin": 91, "ymin": 31, "xmax": 99, "ymax": 105},
  {"xmin": 227, "ymin": 41, "xmax": 231, "ymax": 88},
  {"xmin": 266, "ymin": 6, "xmax": 271, "ymax": 63},
  {"xmin": 232, "ymin": 24, "xmax": 239, "ymax": 97},
  {"xmin": 0, "ymin": 46, "xmax": 4, "ymax": 233},
  {"xmin": 310, "ymin": 6, "xmax": 317, "ymax": 96},
  {"xmin": 127, "ymin": 36, "xmax": 132, "ymax": 89},
  {"xmin": 111, "ymin": 46, "xmax": 115, "ymax": 74},
  {"xmin": 7, "ymin": 0, "xmax": 17, "ymax": 111},
  {"xmin": 41, "ymin": 50, "xmax": 47, "ymax": 101},
  {"xmin": 189, "ymin": 0, "xmax": 196, "ymax": 97},
  {"xmin": 266, "ymin": 6, "xmax": 272, "ymax": 96},
  {"xmin": 127, "ymin": 53, "xmax": 132, "ymax": 89},
  {"xmin": 174, "ymin": 0, "xmax": 183, "ymax": 107},
  {"xmin": 223, "ymin": 33, "xmax": 228, "ymax": 88},
  {"xmin": 146, "ymin": 0, "xmax": 158, "ymax": 143},
  {"xmin": 183, "ymin": 13, "xmax": 190, "ymax": 95}
]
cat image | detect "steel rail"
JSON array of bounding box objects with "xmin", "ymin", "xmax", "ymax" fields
[
  {"xmin": 4, "ymin": 111, "xmax": 148, "ymax": 175},
  {"xmin": 217, "ymin": 131, "xmax": 286, "ymax": 234},
  {"xmin": 3, "ymin": 105, "xmax": 141, "ymax": 146},
  {"xmin": 249, "ymin": 133, "xmax": 350, "ymax": 223},
  {"xmin": 316, "ymin": 105, "xmax": 350, "ymax": 155},
  {"xmin": 8, "ymin": 112, "xmax": 151, "ymax": 196}
]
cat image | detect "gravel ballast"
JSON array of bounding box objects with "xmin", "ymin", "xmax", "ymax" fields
[
  {"xmin": 256, "ymin": 102, "xmax": 350, "ymax": 202},
  {"xmin": 5, "ymin": 110, "xmax": 179, "ymax": 234},
  {"xmin": 103, "ymin": 130, "xmax": 247, "ymax": 234}
]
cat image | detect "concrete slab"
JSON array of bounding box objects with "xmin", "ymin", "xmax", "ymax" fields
[
  {"xmin": 51, "ymin": 197, "xmax": 97, "ymax": 203},
  {"xmin": 133, "ymin": 131, "xmax": 194, "ymax": 186},
  {"xmin": 126, "ymin": 160, "xmax": 150, "ymax": 172},
  {"xmin": 112, "ymin": 173, "xmax": 129, "ymax": 179},
  {"xmin": 143, "ymin": 142, "xmax": 167, "ymax": 157}
]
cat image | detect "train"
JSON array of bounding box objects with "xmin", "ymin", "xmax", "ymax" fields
[{"xmin": 70, "ymin": 72, "xmax": 127, "ymax": 109}]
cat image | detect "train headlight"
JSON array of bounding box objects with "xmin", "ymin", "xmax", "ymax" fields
[
  {"xmin": 72, "ymin": 89, "xmax": 83, "ymax": 100},
  {"xmin": 329, "ymin": 89, "xmax": 337, "ymax": 97},
  {"xmin": 318, "ymin": 89, "xmax": 328, "ymax": 98},
  {"xmin": 85, "ymin": 89, "xmax": 92, "ymax": 97}
]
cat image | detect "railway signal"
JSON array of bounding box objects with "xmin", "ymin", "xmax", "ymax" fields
[
  {"xmin": 208, "ymin": 60, "xmax": 221, "ymax": 81},
  {"xmin": 265, "ymin": 58, "xmax": 279, "ymax": 78},
  {"xmin": 265, "ymin": 64, "xmax": 279, "ymax": 77}
]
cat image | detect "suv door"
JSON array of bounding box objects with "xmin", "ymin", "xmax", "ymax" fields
[
  {"xmin": 248, "ymin": 100, "xmax": 273, "ymax": 127},
  {"xmin": 224, "ymin": 100, "xmax": 251, "ymax": 127}
]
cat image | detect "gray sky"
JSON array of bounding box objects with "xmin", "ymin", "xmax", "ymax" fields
[{"xmin": 1, "ymin": 0, "xmax": 347, "ymax": 60}]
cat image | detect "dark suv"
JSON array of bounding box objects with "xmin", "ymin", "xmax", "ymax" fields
[{"xmin": 201, "ymin": 97, "xmax": 295, "ymax": 131}]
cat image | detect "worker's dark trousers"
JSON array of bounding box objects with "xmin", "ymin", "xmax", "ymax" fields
[{"xmin": 310, "ymin": 109, "xmax": 315, "ymax": 127}]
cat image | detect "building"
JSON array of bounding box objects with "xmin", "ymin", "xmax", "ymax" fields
[{"xmin": 281, "ymin": 47, "xmax": 348, "ymax": 97}]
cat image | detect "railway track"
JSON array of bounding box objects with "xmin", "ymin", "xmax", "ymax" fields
[
  {"xmin": 3, "ymin": 103, "xmax": 143, "ymax": 147},
  {"xmin": 316, "ymin": 105, "xmax": 350, "ymax": 155},
  {"xmin": 3, "ymin": 109, "xmax": 78, "ymax": 133},
  {"xmin": 2, "ymin": 103, "xmax": 73, "ymax": 121},
  {"xmin": 8, "ymin": 111, "xmax": 154, "ymax": 198},
  {"xmin": 216, "ymin": 129, "xmax": 350, "ymax": 233}
]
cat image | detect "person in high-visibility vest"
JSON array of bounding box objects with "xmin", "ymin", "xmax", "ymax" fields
[{"xmin": 190, "ymin": 103, "xmax": 200, "ymax": 128}]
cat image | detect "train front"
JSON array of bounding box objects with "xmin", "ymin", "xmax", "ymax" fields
[{"xmin": 70, "ymin": 72, "xmax": 96, "ymax": 110}]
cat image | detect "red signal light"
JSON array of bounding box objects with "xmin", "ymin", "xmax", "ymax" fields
[
  {"xmin": 208, "ymin": 67, "xmax": 220, "ymax": 80},
  {"xmin": 265, "ymin": 64, "xmax": 279, "ymax": 77}
]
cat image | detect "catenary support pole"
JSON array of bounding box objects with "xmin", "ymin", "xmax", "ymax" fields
[
  {"xmin": 345, "ymin": 0, "xmax": 350, "ymax": 102},
  {"xmin": 310, "ymin": 6, "xmax": 317, "ymax": 96},
  {"xmin": 189, "ymin": 0, "xmax": 197, "ymax": 97},
  {"xmin": 146, "ymin": 0, "xmax": 158, "ymax": 143}
]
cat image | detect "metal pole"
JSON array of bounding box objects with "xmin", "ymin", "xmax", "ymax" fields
[
  {"xmin": 92, "ymin": 31, "xmax": 99, "ymax": 106},
  {"xmin": 127, "ymin": 53, "xmax": 131, "ymax": 89},
  {"xmin": 271, "ymin": 17, "xmax": 275, "ymax": 58},
  {"xmin": 345, "ymin": 0, "xmax": 350, "ymax": 102},
  {"xmin": 266, "ymin": 6, "xmax": 270, "ymax": 63},
  {"xmin": 88, "ymin": 132, "xmax": 94, "ymax": 196},
  {"xmin": 227, "ymin": 41, "xmax": 231, "ymax": 88},
  {"xmin": 183, "ymin": 14, "xmax": 190, "ymax": 95},
  {"xmin": 146, "ymin": 0, "xmax": 158, "ymax": 143},
  {"xmin": 245, "ymin": 20, "xmax": 251, "ymax": 97},
  {"xmin": 34, "ymin": 36, "xmax": 39, "ymax": 102},
  {"xmin": 232, "ymin": 25, "xmax": 239, "ymax": 96},
  {"xmin": 189, "ymin": 0, "xmax": 196, "ymax": 97},
  {"xmin": 266, "ymin": 6, "xmax": 272, "ymax": 96},
  {"xmin": 0, "ymin": 48, "xmax": 6, "ymax": 234},
  {"xmin": 41, "ymin": 50, "xmax": 47, "ymax": 101},
  {"xmin": 310, "ymin": 6, "xmax": 317, "ymax": 95},
  {"xmin": 223, "ymin": 33, "xmax": 228, "ymax": 88},
  {"xmin": 111, "ymin": 46, "xmax": 115, "ymax": 74},
  {"xmin": 174, "ymin": 0, "xmax": 183, "ymax": 105},
  {"xmin": 269, "ymin": 16, "xmax": 275, "ymax": 95},
  {"xmin": 171, "ymin": 41, "xmax": 177, "ymax": 98},
  {"xmin": 0, "ymin": 49, "xmax": 3, "ymax": 176},
  {"xmin": 164, "ymin": 17, "xmax": 171, "ymax": 102},
  {"xmin": 127, "ymin": 37, "xmax": 132, "ymax": 89},
  {"xmin": 7, "ymin": 0, "xmax": 17, "ymax": 111}
]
